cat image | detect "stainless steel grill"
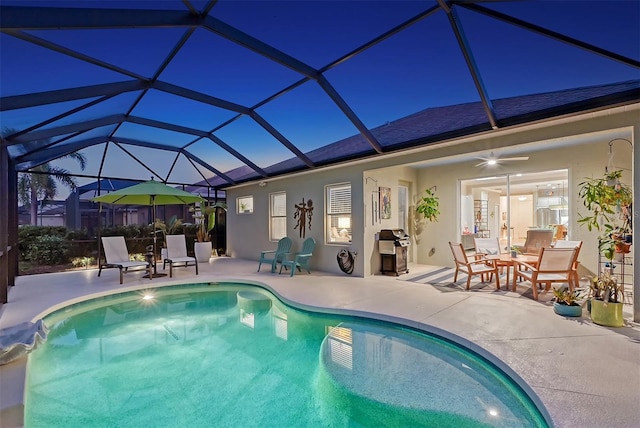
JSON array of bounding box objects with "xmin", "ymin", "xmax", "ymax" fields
[{"xmin": 378, "ymin": 229, "xmax": 410, "ymax": 275}]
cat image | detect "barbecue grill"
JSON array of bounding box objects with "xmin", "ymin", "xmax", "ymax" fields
[{"xmin": 378, "ymin": 229, "xmax": 410, "ymax": 275}]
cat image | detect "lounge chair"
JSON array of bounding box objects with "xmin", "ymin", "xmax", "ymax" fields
[
  {"xmin": 258, "ymin": 237, "xmax": 293, "ymax": 273},
  {"xmin": 279, "ymin": 237, "xmax": 316, "ymax": 277},
  {"xmin": 163, "ymin": 234, "xmax": 198, "ymax": 277},
  {"xmin": 99, "ymin": 236, "xmax": 151, "ymax": 284}
]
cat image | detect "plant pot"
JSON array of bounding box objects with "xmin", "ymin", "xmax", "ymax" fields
[
  {"xmin": 614, "ymin": 242, "xmax": 631, "ymax": 254},
  {"xmin": 590, "ymin": 299, "xmax": 624, "ymax": 327},
  {"xmin": 194, "ymin": 241, "xmax": 212, "ymax": 263},
  {"xmin": 553, "ymin": 302, "xmax": 582, "ymax": 317}
]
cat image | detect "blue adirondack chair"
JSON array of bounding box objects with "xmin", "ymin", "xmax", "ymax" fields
[
  {"xmin": 258, "ymin": 237, "xmax": 293, "ymax": 273},
  {"xmin": 279, "ymin": 237, "xmax": 316, "ymax": 277}
]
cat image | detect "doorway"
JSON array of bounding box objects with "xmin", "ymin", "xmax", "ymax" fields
[{"xmin": 460, "ymin": 169, "xmax": 569, "ymax": 251}]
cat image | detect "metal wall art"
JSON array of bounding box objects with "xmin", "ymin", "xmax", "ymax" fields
[{"xmin": 294, "ymin": 198, "xmax": 313, "ymax": 238}]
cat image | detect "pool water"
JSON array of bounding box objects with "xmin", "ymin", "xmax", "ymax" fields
[{"xmin": 25, "ymin": 283, "xmax": 549, "ymax": 427}]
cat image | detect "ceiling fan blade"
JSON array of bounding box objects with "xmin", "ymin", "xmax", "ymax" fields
[{"xmin": 499, "ymin": 156, "xmax": 529, "ymax": 162}]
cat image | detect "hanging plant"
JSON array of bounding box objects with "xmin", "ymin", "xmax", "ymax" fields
[
  {"xmin": 416, "ymin": 187, "xmax": 440, "ymax": 223},
  {"xmin": 578, "ymin": 169, "xmax": 632, "ymax": 261}
]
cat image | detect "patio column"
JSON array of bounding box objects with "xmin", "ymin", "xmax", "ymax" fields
[
  {"xmin": 633, "ymin": 129, "xmax": 639, "ymax": 323},
  {"xmin": 0, "ymin": 143, "xmax": 18, "ymax": 304}
]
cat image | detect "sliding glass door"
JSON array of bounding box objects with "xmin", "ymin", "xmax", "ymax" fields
[{"xmin": 460, "ymin": 169, "xmax": 568, "ymax": 251}]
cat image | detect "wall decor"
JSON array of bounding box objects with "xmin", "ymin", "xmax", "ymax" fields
[
  {"xmin": 294, "ymin": 198, "xmax": 313, "ymax": 238},
  {"xmin": 379, "ymin": 187, "xmax": 391, "ymax": 219}
]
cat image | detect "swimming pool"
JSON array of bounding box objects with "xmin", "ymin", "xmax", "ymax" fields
[{"xmin": 25, "ymin": 282, "xmax": 550, "ymax": 427}]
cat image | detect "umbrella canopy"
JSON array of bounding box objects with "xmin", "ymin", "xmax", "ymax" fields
[{"xmin": 91, "ymin": 180, "xmax": 205, "ymax": 206}]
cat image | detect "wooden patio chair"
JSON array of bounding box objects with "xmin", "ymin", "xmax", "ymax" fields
[
  {"xmin": 513, "ymin": 247, "xmax": 578, "ymax": 300},
  {"xmin": 449, "ymin": 241, "xmax": 500, "ymax": 290}
]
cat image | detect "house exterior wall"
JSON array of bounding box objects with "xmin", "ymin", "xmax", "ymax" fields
[{"xmin": 226, "ymin": 106, "xmax": 639, "ymax": 279}]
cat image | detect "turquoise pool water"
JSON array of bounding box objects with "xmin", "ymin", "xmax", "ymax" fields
[{"xmin": 26, "ymin": 283, "xmax": 549, "ymax": 427}]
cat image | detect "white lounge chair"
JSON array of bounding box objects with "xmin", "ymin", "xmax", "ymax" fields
[
  {"xmin": 99, "ymin": 236, "xmax": 151, "ymax": 284},
  {"xmin": 163, "ymin": 235, "xmax": 198, "ymax": 277}
]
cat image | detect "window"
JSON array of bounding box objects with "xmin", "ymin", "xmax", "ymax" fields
[
  {"xmin": 236, "ymin": 196, "xmax": 253, "ymax": 214},
  {"xmin": 326, "ymin": 183, "xmax": 352, "ymax": 243},
  {"xmin": 270, "ymin": 192, "xmax": 287, "ymax": 241}
]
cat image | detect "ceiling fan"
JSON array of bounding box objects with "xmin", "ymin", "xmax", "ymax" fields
[{"xmin": 474, "ymin": 152, "xmax": 529, "ymax": 167}]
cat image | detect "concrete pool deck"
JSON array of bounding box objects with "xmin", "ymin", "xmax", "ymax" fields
[{"xmin": 1, "ymin": 257, "xmax": 639, "ymax": 427}]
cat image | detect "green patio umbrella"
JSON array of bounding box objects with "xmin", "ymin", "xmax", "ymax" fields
[{"xmin": 92, "ymin": 179, "xmax": 205, "ymax": 274}]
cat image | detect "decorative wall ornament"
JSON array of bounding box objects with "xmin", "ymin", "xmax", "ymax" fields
[
  {"xmin": 380, "ymin": 187, "xmax": 391, "ymax": 219},
  {"xmin": 294, "ymin": 198, "xmax": 313, "ymax": 238}
]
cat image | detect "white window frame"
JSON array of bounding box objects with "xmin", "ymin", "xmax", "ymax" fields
[
  {"xmin": 326, "ymin": 182, "xmax": 352, "ymax": 244},
  {"xmin": 269, "ymin": 192, "xmax": 287, "ymax": 241},
  {"xmin": 236, "ymin": 195, "xmax": 253, "ymax": 214}
]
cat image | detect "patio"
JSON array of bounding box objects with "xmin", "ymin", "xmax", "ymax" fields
[{"xmin": 1, "ymin": 258, "xmax": 638, "ymax": 428}]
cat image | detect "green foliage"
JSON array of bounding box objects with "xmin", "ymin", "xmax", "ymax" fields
[
  {"xmin": 18, "ymin": 225, "xmax": 67, "ymax": 259},
  {"xmin": 154, "ymin": 215, "xmax": 184, "ymax": 246},
  {"xmin": 27, "ymin": 235, "xmax": 69, "ymax": 265},
  {"xmin": 577, "ymin": 169, "xmax": 632, "ymax": 261},
  {"xmin": 71, "ymin": 256, "xmax": 95, "ymax": 269},
  {"xmin": 589, "ymin": 270, "xmax": 624, "ymax": 303},
  {"xmin": 100, "ymin": 225, "xmax": 155, "ymax": 254},
  {"xmin": 552, "ymin": 286, "xmax": 583, "ymax": 306},
  {"xmin": 415, "ymin": 188, "xmax": 440, "ymax": 222}
]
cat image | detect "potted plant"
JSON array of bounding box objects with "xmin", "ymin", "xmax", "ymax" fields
[
  {"xmin": 588, "ymin": 270, "xmax": 625, "ymax": 327},
  {"xmin": 416, "ymin": 187, "xmax": 440, "ymax": 222},
  {"xmin": 578, "ymin": 169, "xmax": 632, "ymax": 261},
  {"xmin": 578, "ymin": 169, "xmax": 631, "ymax": 327},
  {"xmin": 552, "ymin": 286, "xmax": 583, "ymax": 317},
  {"xmin": 193, "ymin": 205, "xmax": 214, "ymax": 262}
]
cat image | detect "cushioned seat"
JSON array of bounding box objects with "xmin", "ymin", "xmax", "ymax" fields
[
  {"xmin": 163, "ymin": 234, "xmax": 198, "ymax": 277},
  {"xmin": 99, "ymin": 236, "xmax": 151, "ymax": 284}
]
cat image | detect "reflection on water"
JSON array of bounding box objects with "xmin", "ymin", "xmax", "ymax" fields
[{"xmin": 26, "ymin": 283, "xmax": 548, "ymax": 427}]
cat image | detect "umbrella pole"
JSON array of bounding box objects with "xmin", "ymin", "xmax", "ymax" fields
[
  {"xmin": 97, "ymin": 202, "xmax": 102, "ymax": 270},
  {"xmin": 152, "ymin": 197, "xmax": 157, "ymax": 275}
]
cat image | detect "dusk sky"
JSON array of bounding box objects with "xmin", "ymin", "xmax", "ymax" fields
[{"xmin": 1, "ymin": 0, "xmax": 639, "ymax": 196}]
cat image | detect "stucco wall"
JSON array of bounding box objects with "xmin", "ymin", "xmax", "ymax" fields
[
  {"xmin": 413, "ymin": 138, "xmax": 633, "ymax": 273},
  {"xmin": 226, "ymin": 106, "xmax": 638, "ymax": 278},
  {"xmin": 227, "ymin": 166, "xmax": 364, "ymax": 276}
]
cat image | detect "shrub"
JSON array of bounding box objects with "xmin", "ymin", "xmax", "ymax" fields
[
  {"xmin": 18, "ymin": 225, "xmax": 68, "ymax": 260},
  {"xmin": 27, "ymin": 235, "xmax": 69, "ymax": 265}
]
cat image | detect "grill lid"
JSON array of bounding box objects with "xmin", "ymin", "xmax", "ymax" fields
[{"xmin": 379, "ymin": 229, "xmax": 409, "ymax": 241}]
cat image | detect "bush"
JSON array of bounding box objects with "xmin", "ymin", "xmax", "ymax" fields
[
  {"xmin": 27, "ymin": 235, "xmax": 69, "ymax": 265},
  {"xmin": 100, "ymin": 224, "xmax": 155, "ymax": 255},
  {"xmin": 18, "ymin": 225, "xmax": 67, "ymax": 260}
]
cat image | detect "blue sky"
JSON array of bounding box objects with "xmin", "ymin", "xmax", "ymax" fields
[{"xmin": 1, "ymin": 0, "xmax": 639, "ymax": 196}]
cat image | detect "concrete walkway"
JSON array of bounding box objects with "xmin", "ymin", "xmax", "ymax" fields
[{"xmin": 1, "ymin": 257, "xmax": 639, "ymax": 427}]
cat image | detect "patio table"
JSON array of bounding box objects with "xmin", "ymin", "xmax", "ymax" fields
[{"xmin": 485, "ymin": 254, "xmax": 539, "ymax": 291}]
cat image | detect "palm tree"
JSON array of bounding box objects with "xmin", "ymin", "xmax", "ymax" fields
[
  {"xmin": 18, "ymin": 155, "xmax": 87, "ymax": 225},
  {"xmin": 3, "ymin": 127, "xmax": 87, "ymax": 225}
]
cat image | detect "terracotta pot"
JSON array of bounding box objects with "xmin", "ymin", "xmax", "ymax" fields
[{"xmin": 614, "ymin": 242, "xmax": 631, "ymax": 254}]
